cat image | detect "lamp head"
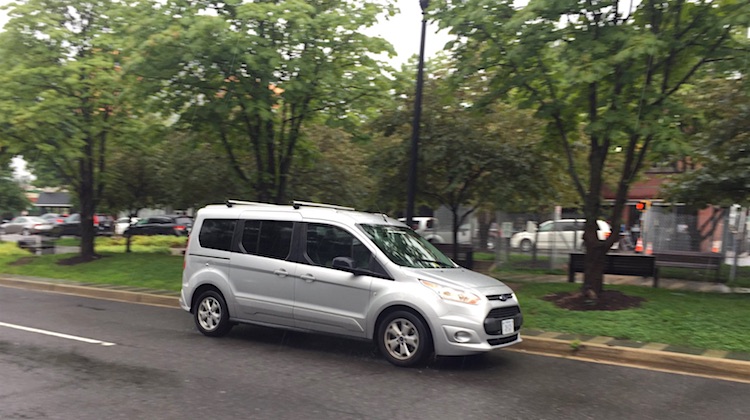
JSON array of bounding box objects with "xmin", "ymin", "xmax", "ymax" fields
[{"xmin": 420, "ymin": 0, "xmax": 430, "ymax": 12}]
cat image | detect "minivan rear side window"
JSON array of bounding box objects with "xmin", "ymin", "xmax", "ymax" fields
[
  {"xmin": 198, "ymin": 219, "xmax": 237, "ymax": 251},
  {"xmin": 241, "ymin": 220, "xmax": 293, "ymax": 260}
]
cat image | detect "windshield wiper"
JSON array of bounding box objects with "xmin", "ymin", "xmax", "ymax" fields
[{"xmin": 417, "ymin": 259, "xmax": 454, "ymax": 268}]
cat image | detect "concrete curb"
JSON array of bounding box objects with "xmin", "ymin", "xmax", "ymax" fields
[
  {"xmin": 509, "ymin": 336, "xmax": 750, "ymax": 383},
  {"xmin": 3, "ymin": 276, "xmax": 750, "ymax": 382},
  {"xmin": 0, "ymin": 277, "xmax": 180, "ymax": 308}
]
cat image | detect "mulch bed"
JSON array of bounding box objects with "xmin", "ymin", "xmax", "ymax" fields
[
  {"xmin": 9, "ymin": 257, "xmax": 34, "ymax": 266},
  {"xmin": 543, "ymin": 290, "xmax": 646, "ymax": 311}
]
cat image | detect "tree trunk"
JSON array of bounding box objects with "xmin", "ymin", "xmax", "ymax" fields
[
  {"xmin": 79, "ymin": 166, "xmax": 96, "ymax": 260},
  {"xmin": 581, "ymin": 224, "xmax": 607, "ymax": 297}
]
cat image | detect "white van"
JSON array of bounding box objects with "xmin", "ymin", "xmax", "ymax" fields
[
  {"xmin": 180, "ymin": 200, "xmax": 522, "ymax": 367},
  {"xmin": 510, "ymin": 219, "xmax": 613, "ymax": 252}
]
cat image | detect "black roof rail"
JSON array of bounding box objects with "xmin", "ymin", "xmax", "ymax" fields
[
  {"xmin": 291, "ymin": 200, "xmax": 355, "ymax": 211},
  {"xmin": 225, "ymin": 199, "xmax": 276, "ymax": 208}
]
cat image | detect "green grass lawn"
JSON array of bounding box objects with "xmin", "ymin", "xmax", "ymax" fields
[
  {"xmin": 2, "ymin": 240, "xmax": 749, "ymax": 353},
  {"xmin": 0, "ymin": 240, "xmax": 184, "ymax": 291},
  {"xmin": 510, "ymin": 282, "xmax": 750, "ymax": 353}
]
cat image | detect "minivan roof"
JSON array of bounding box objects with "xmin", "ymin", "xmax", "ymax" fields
[{"xmin": 197, "ymin": 201, "xmax": 402, "ymax": 227}]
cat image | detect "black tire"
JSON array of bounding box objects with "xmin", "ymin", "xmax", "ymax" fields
[
  {"xmin": 377, "ymin": 310, "xmax": 433, "ymax": 367},
  {"xmin": 22, "ymin": 228, "xmax": 30, "ymax": 236},
  {"xmin": 194, "ymin": 289, "xmax": 233, "ymax": 337},
  {"xmin": 519, "ymin": 239, "xmax": 533, "ymax": 253}
]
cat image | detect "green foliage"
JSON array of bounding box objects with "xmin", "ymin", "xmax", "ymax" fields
[
  {"xmin": 663, "ymin": 77, "xmax": 750, "ymax": 208},
  {"xmin": 0, "ymin": 241, "xmax": 33, "ymax": 257},
  {"xmin": 0, "ymin": 252, "xmax": 183, "ymax": 291},
  {"xmin": 369, "ymin": 59, "xmax": 563, "ymax": 221},
  {"xmin": 127, "ymin": 0, "xmax": 397, "ymax": 204},
  {"xmin": 513, "ymin": 282, "xmax": 750, "ymax": 353},
  {"xmin": 287, "ymin": 125, "xmax": 375, "ymax": 208},
  {"xmin": 0, "ymin": 0, "xmax": 146, "ymax": 257},
  {"xmin": 433, "ymin": 0, "xmax": 750, "ymax": 291},
  {"xmin": 0, "ymin": 165, "xmax": 30, "ymax": 216},
  {"xmin": 57, "ymin": 235, "xmax": 188, "ymax": 251}
]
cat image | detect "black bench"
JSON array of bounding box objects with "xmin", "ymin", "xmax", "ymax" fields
[
  {"xmin": 653, "ymin": 251, "xmax": 722, "ymax": 282},
  {"xmin": 17, "ymin": 238, "xmax": 56, "ymax": 255},
  {"xmin": 568, "ymin": 253, "xmax": 660, "ymax": 287},
  {"xmin": 434, "ymin": 243, "xmax": 474, "ymax": 270}
]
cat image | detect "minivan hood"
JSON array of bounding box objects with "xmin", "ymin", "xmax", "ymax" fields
[{"xmin": 404, "ymin": 268, "xmax": 514, "ymax": 296}]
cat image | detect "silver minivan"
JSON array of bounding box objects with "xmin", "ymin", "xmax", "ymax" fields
[{"xmin": 180, "ymin": 200, "xmax": 522, "ymax": 367}]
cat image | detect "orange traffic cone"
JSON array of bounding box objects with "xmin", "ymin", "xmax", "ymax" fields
[
  {"xmin": 645, "ymin": 242, "xmax": 653, "ymax": 255},
  {"xmin": 634, "ymin": 237, "xmax": 643, "ymax": 253},
  {"xmin": 711, "ymin": 241, "xmax": 721, "ymax": 253}
]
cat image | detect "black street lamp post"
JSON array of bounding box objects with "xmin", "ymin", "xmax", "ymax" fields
[{"xmin": 405, "ymin": 0, "xmax": 429, "ymax": 227}]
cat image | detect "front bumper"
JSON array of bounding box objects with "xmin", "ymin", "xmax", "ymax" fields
[{"xmin": 432, "ymin": 305, "xmax": 523, "ymax": 356}]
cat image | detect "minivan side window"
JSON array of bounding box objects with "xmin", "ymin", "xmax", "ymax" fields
[
  {"xmin": 241, "ymin": 220, "xmax": 293, "ymax": 260},
  {"xmin": 198, "ymin": 219, "xmax": 237, "ymax": 251},
  {"xmin": 305, "ymin": 223, "xmax": 373, "ymax": 270}
]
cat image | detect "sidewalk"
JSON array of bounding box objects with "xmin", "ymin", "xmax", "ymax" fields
[{"xmin": 1, "ymin": 274, "xmax": 749, "ymax": 383}]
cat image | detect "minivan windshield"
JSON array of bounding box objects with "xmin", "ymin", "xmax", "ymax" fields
[{"xmin": 357, "ymin": 224, "xmax": 457, "ymax": 269}]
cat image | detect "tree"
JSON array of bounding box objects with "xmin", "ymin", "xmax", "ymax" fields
[
  {"xmin": 287, "ymin": 125, "xmax": 375, "ymax": 209},
  {"xmin": 154, "ymin": 132, "xmax": 249, "ymax": 211},
  {"xmin": 0, "ymin": 165, "xmax": 30, "ymax": 219},
  {"xmin": 127, "ymin": 0, "xmax": 396, "ymax": 204},
  {"xmin": 665, "ymin": 77, "xmax": 750, "ymax": 208},
  {"xmin": 371, "ymin": 66, "xmax": 548, "ymax": 258},
  {"xmin": 434, "ymin": 0, "xmax": 750, "ymax": 296},
  {"xmin": 0, "ymin": 0, "xmax": 138, "ymax": 260}
]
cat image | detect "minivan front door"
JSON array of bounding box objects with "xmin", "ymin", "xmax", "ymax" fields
[{"xmin": 293, "ymin": 223, "xmax": 375, "ymax": 337}]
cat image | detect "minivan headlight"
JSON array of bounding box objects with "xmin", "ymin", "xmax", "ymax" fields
[{"xmin": 419, "ymin": 279, "xmax": 481, "ymax": 305}]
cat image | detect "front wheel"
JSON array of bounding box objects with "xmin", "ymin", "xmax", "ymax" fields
[
  {"xmin": 194, "ymin": 290, "xmax": 233, "ymax": 337},
  {"xmin": 519, "ymin": 239, "xmax": 533, "ymax": 253},
  {"xmin": 377, "ymin": 310, "xmax": 433, "ymax": 367}
]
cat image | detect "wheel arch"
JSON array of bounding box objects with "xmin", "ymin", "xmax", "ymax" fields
[{"xmin": 373, "ymin": 304, "xmax": 434, "ymax": 345}]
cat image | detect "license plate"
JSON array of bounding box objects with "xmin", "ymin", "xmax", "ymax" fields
[{"xmin": 501, "ymin": 319, "xmax": 514, "ymax": 335}]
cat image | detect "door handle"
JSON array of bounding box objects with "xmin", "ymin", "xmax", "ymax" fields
[
  {"xmin": 300, "ymin": 273, "xmax": 315, "ymax": 283},
  {"xmin": 274, "ymin": 269, "xmax": 288, "ymax": 277}
]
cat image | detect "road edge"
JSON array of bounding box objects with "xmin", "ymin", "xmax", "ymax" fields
[{"xmin": 2, "ymin": 276, "xmax": 749, "ymax": 383}]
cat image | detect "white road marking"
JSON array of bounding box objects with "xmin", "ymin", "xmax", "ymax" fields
[{"xmin": 0, "ymin": 321, "xmax": 116, "ymax": 346}]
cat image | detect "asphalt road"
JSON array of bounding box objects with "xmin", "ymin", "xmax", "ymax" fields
[{"xmin": 1, "ymin": 287, "xmax": 749, "ymax": 420}]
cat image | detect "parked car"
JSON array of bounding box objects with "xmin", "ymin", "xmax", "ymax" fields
[
  {"xmin": 510, "ymin": 219, "xmax": 614, "ymax": 252},
  {"xmin": 0, "ymin": 216, "xmax": 57, "ymax": 236},
  {"xmin": 40, "ymin": 213, "xmax": 68, "ymax": 225},
  {"xmin": 57, "ymin": 213, "xmax": 115, "ymax": 236},
  {"xmin": 181, "ymin": 200, "xmax": 522, "ymax": 367},
  {"xmin": 124, "ymin": 215, "xmax": 192, "ymax": 237},
  {"xmin": 114, "ymin": 216, "xmax": 140, "ymax": 235}
]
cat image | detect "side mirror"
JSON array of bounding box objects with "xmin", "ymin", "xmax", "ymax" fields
[{"xmin": 332, "ymin": 256, "xmax": 355, "ymax": 271}]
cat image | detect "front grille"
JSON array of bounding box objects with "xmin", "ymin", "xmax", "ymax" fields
[
  {"xmin": 484, "ymin": 305, "xmax": 523, "ymax": 335},
  {"xmin": 487, "ymin": 306, "xmax": 520, "ymax": 319},
  {"xmin": 488, "ymin": 334, "xmax": 519, "ymax": 346}
]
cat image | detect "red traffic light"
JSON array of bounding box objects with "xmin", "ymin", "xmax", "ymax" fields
[{"xmin": 635, "ymin": 201, "xmax": 648, "ymax": 211}]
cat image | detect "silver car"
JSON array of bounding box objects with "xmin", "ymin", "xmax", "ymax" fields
[
  {"xmin": 0, "ymin": 216, "xmax": 56, "ymax": 236},
  {"xmin": 180, "ymin": 200, "xmax": 522, "ymax": 367}
]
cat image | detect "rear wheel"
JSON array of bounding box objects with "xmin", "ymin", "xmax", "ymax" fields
[
  {"xmin": 194, "ymin": 290, "xmax": 233, "ymax": 337},
  {"xmin": 519, "ymin": 239, "xmax": 533, "ymax": 252},
  {"xmin": 377, "ymin": 310, "xmax": 433, "ymax": 367},
  {"xmin": 22, "ymin": 228, "xmax": 30, "ymax": 236}
]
